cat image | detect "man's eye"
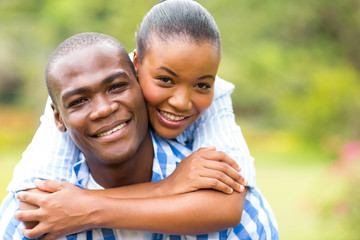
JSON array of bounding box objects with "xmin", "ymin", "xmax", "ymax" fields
[
  {"xmin": 109, "ymin": 83, "xmax": 126, "ymax": 92},
  {"xmin": 196, "ymin": 83, "xmax": 211, "ymax": 89},
  {"xmin": 69, "ymin": 98, "xmax": 87, "ymax": 108}
]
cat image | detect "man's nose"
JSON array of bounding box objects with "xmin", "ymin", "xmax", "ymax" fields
[
  {"xmin": 168, "ymin": 88, "xmax": 192, "ymax": 110},
  {"xmin": 89, "ymin": 96, "xmax": 118, "ymax": 120}
]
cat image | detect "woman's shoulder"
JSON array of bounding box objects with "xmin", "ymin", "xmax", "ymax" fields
[{"xmin": 214, "ymin": 75, "xmax": 235, "ymax": 99}]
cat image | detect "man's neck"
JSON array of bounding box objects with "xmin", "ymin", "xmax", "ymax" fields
[{"xmin": 86, "ymin": 130, "xmax": 154, "ymax": 189}]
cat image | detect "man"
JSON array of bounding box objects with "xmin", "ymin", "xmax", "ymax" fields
[{"xmin": 0, "ymin": 32, "xmax": 278, "ymax": 239}]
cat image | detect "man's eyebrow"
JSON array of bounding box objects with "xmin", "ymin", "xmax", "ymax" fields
[
  {"xmin": 62, "ymin": 87, "xmax": 88, "ymax": 103},
  {"xmin": 62, "ymin": 71, "xmax": 129, "ymax": 103},
  {"xmin": 102, "ymin": 71, "xmax": 128, "ymax": 85}
]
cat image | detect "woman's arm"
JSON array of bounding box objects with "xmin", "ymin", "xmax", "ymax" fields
[
  {"xmin": 90, "ymin": 147, "xmax": 246, "ymax": 198},
  {"xmin": 16, "ymin": 185, "xmax": 246, "ymax": 239},
  {"xmin": 16, "ymin": 148, "xmax": 246, "ymax": 238}
]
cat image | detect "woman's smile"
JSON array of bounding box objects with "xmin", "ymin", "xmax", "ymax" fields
[{"xmin": 157, "ymin": 110, "xmax": 192, "ymax": 128}]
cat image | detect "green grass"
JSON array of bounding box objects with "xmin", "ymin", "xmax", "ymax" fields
[
  {"xmin": 256, "ymin": 160, "xmax": 345, "ymax": 240},
  {"xmin": 243, "ymin": 125, "xmax": 347, "ymax": 240}
]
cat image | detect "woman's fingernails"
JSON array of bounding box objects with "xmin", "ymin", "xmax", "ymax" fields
[
  {"xmin": 34, "ymin": 179, "xmax": 41, "ymax": 186},
  {"xmin": 16, "ymin": 192, "xmax": 23, "ymax": 199}
]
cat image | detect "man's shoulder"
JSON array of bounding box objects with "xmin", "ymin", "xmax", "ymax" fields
[
  {"xmin": 150, "ymin": 131, "xmax": 192, "ymax": 175},
  {"xmin": 0, "ymin": 193, "xmax": 23, "ymax": 239},
  {"xmin": 238, "ymin": 188, "xmax": 279, "ymax": 239}
]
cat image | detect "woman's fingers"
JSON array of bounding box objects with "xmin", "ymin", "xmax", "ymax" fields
[
  {"xmin": 15, "ymin": 208, "xmax": 39, "ymax": 223},
  {"xmin": 197, "ymin": 146, "xmax": 216, "ymax": 152},
  {"xmin": 199, "ymin": 166, "xmax": 245, "ymax": 193},
  {"xmin": 16, "ymin": 190, "xmax": 44, "ymax": 206},
  {"xmin": 196, "ymin": 150, "xmax": 240, "ymax": 172},
  {"xmin": 196, "ymin": 150, "xmax": 247, "ymax": 185},
  {"xmin": 22, "ymin": 224, "xmax": 50, "ymax": 240},
  {"xmin": 35, "ymin": 179, "xmax": 66, "ymax": 193},
  {"xmin": 200, "ymin": 176, "xmax": 234, "ymax": 194}
]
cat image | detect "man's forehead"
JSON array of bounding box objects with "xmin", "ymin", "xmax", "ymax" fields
[{"xmin": 51, "ymin": 45, "xmax": 129, "ymax": 79}]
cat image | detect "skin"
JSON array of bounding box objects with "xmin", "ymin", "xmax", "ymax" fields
[
  {"xmin": 50, "ymin": 44, "xmax": 152, "ymax": 189},
  {"xmin": 15, "ymin": 40, "xmax": 247, "ymax": 239},
  {"xmin": 134, "ymin": 39, "xmax": 219, "ymax": 139}
]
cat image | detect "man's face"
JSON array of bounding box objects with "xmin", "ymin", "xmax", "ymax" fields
[{"xmin": 51, "ymin": 44, "xmax": 148, "ymax": 165}]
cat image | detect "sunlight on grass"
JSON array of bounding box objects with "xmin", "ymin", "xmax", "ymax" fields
[
  {"xmin": 243, "ymin": 125, "xmax": 345, "ymax": 240},
  {"xmin": 256, "ymin": 161, "xmax": 345, "ymax": 240}
]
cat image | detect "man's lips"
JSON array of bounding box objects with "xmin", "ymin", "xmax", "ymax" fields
[
  {"xmin": 158, "ymin": 110, "xmax": 191, "ymax": 122},
  {"xmin": 92, "ymin": 120, "xmax": 130, "ymax": 138}
]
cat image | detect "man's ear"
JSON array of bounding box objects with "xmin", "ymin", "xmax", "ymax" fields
[
  {"xmin": 51, "ymin": 103, "xmax": 66, "ymax": 132},
  {"xmin": 133, "ymin": 50, "xmax": 139, "ymax": 74}
]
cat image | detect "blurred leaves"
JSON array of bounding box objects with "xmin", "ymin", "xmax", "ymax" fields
[{"xmin": 0, "ymin": 0, "xmax": 359, "ymax": 151}]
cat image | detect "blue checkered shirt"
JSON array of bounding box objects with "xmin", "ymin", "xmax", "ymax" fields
[{"xmin": 0, "ymin": 130, "xmax": 278, "ymax": 239}]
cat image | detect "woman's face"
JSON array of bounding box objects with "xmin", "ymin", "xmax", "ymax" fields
[{"xmin": 134, "ymin": 39, "xmax": 220, "ymax": 139}]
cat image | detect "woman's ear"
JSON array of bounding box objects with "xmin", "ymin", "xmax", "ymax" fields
[
  {"xmin": 51, "ymin": 103, "xmax": 66, "ymax": 132},
  {"xmin": 133, "ymin": 50, "xmax": 139, "ymax": 74}
]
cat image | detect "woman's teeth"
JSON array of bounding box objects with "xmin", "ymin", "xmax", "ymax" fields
[
  {"xmin": 97, "ymin": 123, "xmax": 127, "ymax": 137},
  {"xmin": 160, "ymin": 110, "xmax": 186, "ymax": 121}
]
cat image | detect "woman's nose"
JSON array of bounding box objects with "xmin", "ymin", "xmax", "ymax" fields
[{"xmin": 168, "ymin": 89, "xmax": 192, "ymax": 110}]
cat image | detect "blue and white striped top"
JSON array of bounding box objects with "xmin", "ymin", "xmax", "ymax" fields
[
  {"xmin": 7, "ymin": 77, "xmax": 256, "ymax": 193},
  {"xmin": 0, "ymin": 131, "xmax": 278, "ymax": 240}
]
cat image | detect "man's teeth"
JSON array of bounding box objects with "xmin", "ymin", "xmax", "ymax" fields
[
  {"xmin": 160, "ymin": 110, "xmax": 186, "ymax": 121},
  {"xmin": 97, "ymin": 123, "xmax": 127, "ymax": 137}
]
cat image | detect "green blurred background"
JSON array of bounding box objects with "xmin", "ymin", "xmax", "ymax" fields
[{"xmin": 0, "ymin": 0, "xmax": 359, "ymax": 239}]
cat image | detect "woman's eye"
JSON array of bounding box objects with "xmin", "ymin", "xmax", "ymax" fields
[
  {"xmin": 158, "ymin": 77, "xmax": 173, "ymax": 84},
  {"xmin": 196, "ymin": 83, "xmax": 211, "ymax": 89}
]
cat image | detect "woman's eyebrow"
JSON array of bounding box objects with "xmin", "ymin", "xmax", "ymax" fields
[
  {"xmin": 157, "ymin": 66, "xmax": 215, "ymax": 81},
  {"xmin": 197, "ymin": 75, "xmax": 215, "ymax": 81},
  {"xmin": 157, "ymin": 66, "xmax": 178, "ymax": 77}
]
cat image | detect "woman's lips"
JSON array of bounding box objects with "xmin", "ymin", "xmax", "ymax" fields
[{"xmin": 157, "ymin": 110, "xmax": 191, "ymax": 128}]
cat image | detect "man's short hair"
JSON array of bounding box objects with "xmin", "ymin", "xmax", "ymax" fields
[{"xmin": 45, "ymin": 32, "xmax": 134, "ymax": 105}]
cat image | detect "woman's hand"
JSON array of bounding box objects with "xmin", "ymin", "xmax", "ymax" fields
[
  {"xmin": 15, "ymin": 181, "xmax": 100, "ymax": 240},
  {"xmin": 160, "ymin": 146, "xmax": 247, "ymax": 195}
]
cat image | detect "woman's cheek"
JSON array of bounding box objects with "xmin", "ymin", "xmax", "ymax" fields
[
  {"xmin": 195, "ymin": 94, "xmax": 214, "ymax": 113},
  {"xmin": 143, "ymin": 87, "xmax": 167, "ymax": 107}
]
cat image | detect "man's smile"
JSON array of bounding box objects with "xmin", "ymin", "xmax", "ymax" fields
[
  {"xmin": 95, "ymin": 122, "xmax": 129, "ymax": 137},
  {"xmin": 91, "ymin": 118, "xmax": 132, "ymax": 139}
]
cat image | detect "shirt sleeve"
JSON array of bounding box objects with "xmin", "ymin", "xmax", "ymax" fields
[
  {"xmin": 0, "ymin": 193, "xmax": 25, "ymax": 239},
  {"xmin": 7, "ymin": 97, "xmax": 81, "ymax": 192},
  {"xmin": 177, "ymin": 76, "xmax": 256, "ymax": 188}
]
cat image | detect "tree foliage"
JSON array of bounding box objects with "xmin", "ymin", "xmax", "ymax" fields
[{"xmin": 0, "ymin": 0, "xmax": 358, "ymax": 149}]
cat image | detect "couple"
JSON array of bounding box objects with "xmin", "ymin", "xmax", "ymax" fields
[{"xmin": 0, "ymin": 0, "xmax": 278, "ymax": 239}]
